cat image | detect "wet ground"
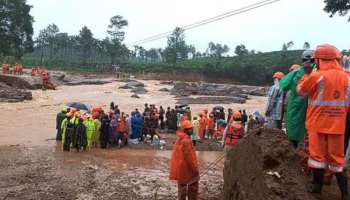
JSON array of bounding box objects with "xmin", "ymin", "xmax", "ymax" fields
[{"xmin": 0, "ymin": 79, "xmax": 266, "ymax": 199}]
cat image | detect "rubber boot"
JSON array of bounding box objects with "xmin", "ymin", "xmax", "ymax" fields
[
  {"xmin": 308, "ymin": 168, "xmax": 324, "ymax": 195},
  {"xmin": 335, "ymin": 172, "xmax": 350, "ymax": 200}
]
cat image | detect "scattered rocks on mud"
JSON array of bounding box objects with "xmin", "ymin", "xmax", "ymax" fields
[
  {"xmin": 223, "ymin": 127, "xmax": 331, "ymax": 200},
  {"xmin": 168, "ymin": 81, "xmax": 267, "ymax": 97},
  {"xmin": 119, "ymin": 80, "xmax": 148, "ymax": 95},
  {"xmin": 64, "ymin": 79, "xmax": 112, "ymax": 86}
]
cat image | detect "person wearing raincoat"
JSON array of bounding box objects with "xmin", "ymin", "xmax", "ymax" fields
[
  {"xmin": 100, "ymin": 113, "xmax": 110, "ymax": 149},
  {"xmin": 131, "ymin": 113, "xmax": 143, "ymax": 140},
  {"xmin": 61, "ymin": 112, "xmax": 72, "ymax": 150},
  {"xmin": 109, "ymin": 115, "xmax": 118, "ymax": 145},
  {"xmin": 75, "ymin": 117, "xmax": 87, "ymax": 151},
  {"xmin": 192, "ymin": 116, "xmax": 200, "ymax": 146},
  {"xmin": 63, "ymin": 112, "xmax": 79, "ymax": 151},
  {"xmin": 265, "ymin": 72, "xmax": 285, "ymax": 129},
  {"xmin": 279, "ymin": 51, "xmax": 314, "ymax": 148},
  {"xmin": 84, "ymin": 116, "xmax": 96, "ymax": 150},
  {"xmin": 93, "ymin": 118, "xmax": 101, "ymax": 147},
  {"xmin": 56, "ymin": 108, "xmax": 68, "ymax": 141},
  {"xmin": 170, "ymin": 120, "xmax": 199, "ymax": 200}
]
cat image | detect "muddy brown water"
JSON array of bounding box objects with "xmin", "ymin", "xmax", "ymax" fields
[{"xmin": 0, "ymin": 79, "xmax": 266, "ymax": 199}]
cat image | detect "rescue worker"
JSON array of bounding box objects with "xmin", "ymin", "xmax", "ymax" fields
[
  {"xmin": 297, "ymin": 44, "xmax": 349, "ymax": 199},
  {"xmin": 265, "ymin": 71, "xmax": 285, "ymax": 129},
  {"xmin": 2, "ymin": 63, "xmax": 9, "ymax": 74},
  {"xmin": 222, "ymin": 111, "xmax": 244, "ymax": 159},
  {"xmin": 170, "ymin": 120, "xmax": 199, "ymax": 200},
  {"xmin": 131, "ymin": 112, "xmax": 143, "ymax": 141},
  {"xmin": 279, "ymin": 51, "xmax": 314, "ymax": 148},
  {"xmin": 117, "ymin": 115, "xmax": 128, "ymax": 147}
]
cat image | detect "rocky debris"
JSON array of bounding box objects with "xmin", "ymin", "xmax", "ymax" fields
[
  {"xmin": 123, "ymin": 80, "xmax": 145, "ymax": 88},
  {"xmin": 224, "ymin": 127, "xmax": 317, "ymax": 200},
  {"xmin": 119, "ymin": 80, "xmax": 148, "ymax": 94},
  {"xmin": 0, "ymin": 74, "xmax": 42, "ymax": 90},
  {"xmin": 131, "ymin": 94, "xmax": 140, "ymax": 98},
  {"xmin": 119, "ymin": 85, "xmax": 132, "ymax": 89},
  {"xmin": 176, "ymin": 96, "xmax": 246, "ymax": 105},
  {"xmin": 64, "ymin": 79, "xmax": 112, "ymax": 86},
  {"xmin": 159, "ymin": 88, "xmax": 170, "ymax": 92},
  {"xmin": 131, "ymin": 87, "xmax": 148, "ymax": 94},
  {"xmin": 0, "ymin": 82, "xmax": 32, "ymax": 102},
  {"xmin": 170, "ymin": 81, "xmax": 266, "ymax": 97},
  {"xmin": 159, "ymin": 81, "xmax": 174, "ymax": 85}
]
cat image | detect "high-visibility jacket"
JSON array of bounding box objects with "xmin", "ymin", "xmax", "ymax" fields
[
  {"xmin": 84, "ymin": 118, "xmax": 96, "ymax": 148},
  {"xmin": 224, "ymin": 121, "xmax": 244, "ymax": 145},
  {"xmin": 170, "ymin": 131, "xmax": 199, "ymax": 184},
  {"xmin": 117, "ymin": 119, "xmax": 128, "ymax": 132},
  {"xmin": 297, "ymin": 59, "xmax": 350, "ymax": 134}
]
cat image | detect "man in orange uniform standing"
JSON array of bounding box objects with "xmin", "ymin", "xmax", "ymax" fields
[
  {"xmin": 297, "ymin": 44, "xmax": 350, "ymax": 199},
  {"xmin": 170, "ymin": 120, "xmax": 199, "ymax": 200}
]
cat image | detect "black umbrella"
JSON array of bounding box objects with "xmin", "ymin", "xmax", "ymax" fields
[
  {"xmin": 213, "ymin": 106, "xmax": 224, "ymax": 111},
  {"xmin": 66, "ymin": 102, "xmax": 90, "ymax": 111}
]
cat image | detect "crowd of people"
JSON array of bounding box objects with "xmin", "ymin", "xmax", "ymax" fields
[
  {"xmin": 2, "ymin": 63, "xmax": 23, "ymax": 75},
  {"xmin": 56, "ymin": 102, "xmax": 263, "ymax": 152},
  {"xmin": 264, "ymin": 44, "xmax": 350, "ymax": 200}
]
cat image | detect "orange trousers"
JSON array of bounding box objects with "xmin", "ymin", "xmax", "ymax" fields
[
  {"xmin": 308, "ymin": 132, "xmax": 344, "ymax": 172},
  {"xmin": 178, "ymin": 181, "xmax": 198, "ymax": 200}
]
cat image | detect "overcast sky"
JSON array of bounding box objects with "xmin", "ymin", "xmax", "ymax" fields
[{"xmin": 27, "ymin": 0, "xmax": 350, "ymax": 53}]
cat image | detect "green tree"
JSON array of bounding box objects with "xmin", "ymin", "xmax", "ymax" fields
[
  {"xmin": 78, "ymin": 26, "xmax": 94, "ymax": 64},
  {"xmin": 208, "ymin": 42, "xmax": 230, "ymax": 57},
  {"xmin": 324, "ymin": 0, "xmax": 350, "ymax": 21},
  {"xmin": 105, "ymin": 15, "xmax": 129, "ymax": 65},
  {"xmin": 303, "ymin": 42, "xmax": 311, "ymax": 50},
  {"xmin": 35, "ymin": 24, "xmax": 60, "ymax": 63},
  {"xmin": 164, "ymin": 27, "xmax": 188, "ymax": 63},
  {"xmin": 107, "ymin": 15, "xmax": 128, "ymax": 41},
  {"xmin": 234, "ymin": 44, "xmax": 248, "ymax": 56},
  {"xmin": 0, "ymin": 0, "xmax": 34, "ymax": 60}
]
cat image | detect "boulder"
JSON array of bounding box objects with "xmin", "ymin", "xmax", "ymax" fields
[
  {"xmin": 125, "ymin": 80, "xmax": 145, "ymax": 88},
  {"xmin": 131, "ymin": 94, "xmax": 140, "ymax": 98},
  {"xmin": 159, "ymin": 88, "xmax": 170, "ymax": 92},
  {"xmin": 131, "ymin": 87, "xmax": 148, "ymax": 94}
]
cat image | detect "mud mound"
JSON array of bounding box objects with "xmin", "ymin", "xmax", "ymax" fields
[{"xmin": 223, "ymin": 127, "xmax": 317, "ymax": 200}]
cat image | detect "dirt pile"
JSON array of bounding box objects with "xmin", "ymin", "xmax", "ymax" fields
[
  {"xmin": 119, "ymin": 80, "xmax": 148, "ymax": 95},
  {"xmin": 223, "ymin": 127, "xmax": 317, "ymax": 200},
  {"xmin": 168, "ymin": 81, "xmax": 267, "ymax": 97}
]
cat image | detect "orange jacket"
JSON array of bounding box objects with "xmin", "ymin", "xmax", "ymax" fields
[
  {"xmin": 170, "ymin": 131, "xmax": 199, "ymax": 184},
  {"xmin": 117, "ymin": 119, "xmax": 128, "ymax": 132},
  {"xmin": 225, "ymin": 122, "xmax": 244, "ymax": 145},
  {"xmin": 297, "ymin": 59, "xmax": 350, "ymax": 134}
]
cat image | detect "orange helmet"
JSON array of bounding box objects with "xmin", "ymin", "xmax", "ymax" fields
[
  {"xmin": 182, "ymin": 120, "xmax": 193, "ymax": 129},
  {"xmin": 233, "ymin": 111, "xmax": 241, "ymax": 120},
  {"xmin": 289, "ymin": 64, "xmax": 300, "ymax": 71},
  {"xmin": 273, "ymin": 72, "xmax": 285, "ymax": 79},
  {"xmin": 313, "ymin": 44, "xmax": 342, "ymax": 60}
]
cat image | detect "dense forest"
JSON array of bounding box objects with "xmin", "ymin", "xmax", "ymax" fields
[{"xmin": 1, "ymin": 0, "xmax": 350, "ymax": 84}]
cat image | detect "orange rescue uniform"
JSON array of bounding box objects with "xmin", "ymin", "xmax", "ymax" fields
[
  {"xmin": 298, "ymin": 59, "xmax": 350, "ymax": 172},
  {"xmin": 170, "ymin": 131, "xmax": 199, "ymax": 200}
]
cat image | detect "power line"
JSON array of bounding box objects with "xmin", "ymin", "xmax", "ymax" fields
[{"xmin": 127, "ymin": 0, "xmax": 281, "ymax": 47}]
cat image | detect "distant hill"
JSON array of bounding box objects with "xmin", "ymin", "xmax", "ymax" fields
[{"xmin": 126, "ymin": 50, "xmax": 304, "ymax": 85}]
